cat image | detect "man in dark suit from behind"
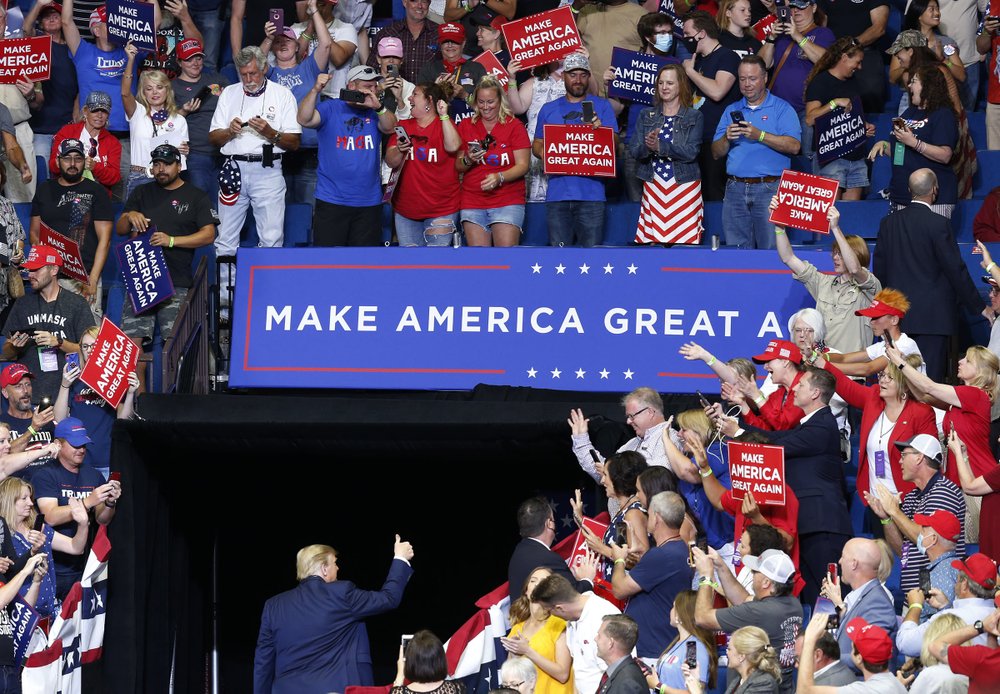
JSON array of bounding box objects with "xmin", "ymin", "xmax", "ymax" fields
[
  {"xmin": 810, "ymin": 633, "xmax": 859, "ymax": 686},
  {"xmin": 594, "ymin": 615, "xmax": 647, "ymax": 694},
  {"xmin": 508, "ymin": 496, "xmax": 593, "ymax": 604},
  {"xmin": 873, "ymin": 168, "xmax": 985, "ymax": 381},
  {"xmin": 253, "ymin": 535, "xmax": 415, "ymax": 694}
]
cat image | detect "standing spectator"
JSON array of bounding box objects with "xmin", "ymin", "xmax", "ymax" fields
[
  {"xmin": 209, "ymin": 46, "xmax": 301, "ymax": 259},
  {"xmin": 873, "ymin": 168, "xmax": 985, "ymax": 381},
  {"xmin": 804, "ymin": 37, "xmax": 874, "ymax": 200},
  {"xmin": 501, "ymin": 567, "xmax": 573, "ymax": 694},
  {"xmin": 173, "ymin": 38, "xmax": 230, "ymax": 202},
  {"xmin": 978, "ymin": 14, "xmax": 1000, "ymax": 149},
  {"xmin": 384, "ymin": 81, "xmax": 462, "ymax": 246},
  {"xmin": 577, "ymin": 0, "xmax": 646, "ymax": 99},
  {"xmin": 815, "ymin": 0, "xmax": 887, "ymax": 114},
  {"xmin": 903, "ymin": 0, "xmax": 967, "ymax": 88},
  {"xmin": 532, "ymin": 54, "xmax": 616, "ymax": 247},
  {"xmin": 0, "ymin": 8, "xmax": 38, "ymax": 205},
  {"xmin": 49, "ymin": 92, "xmax": 123, "ymax": 199},
  {"xmin": 289, "ymin": 0, "xmax": 358, "ymax": 100},
  {"xmin": 0, "ymin": 246, "xmax": 95, "ymax": 402},
  {"xmin": 936, "ymin": 0, "xmax": 984, "ymax": 110},
  {"xmin": 725, "ymin": 626, "xmax": 784, "ymax": 694},
  {"xmin": 138, "ymin": 0, "xmax": 206, "ymax": 79},
  {"xmin": 231, "ymin": 0, "xmax": 304, "ymax": 58},
  {"xmin": 456, "ymin": 77, "xmax": 530, "ymax": 247},
  {"xmin": 115, "ymin": 144, "xmax": 217, "ymax": 353},
  {"xmin": 499, "ymin": 658, "xmax": 538, "ymax": 694},
  {"xmin": 334, "ymin": 0, "xmax": 373, "ymax": 65},
  {"xmin": 718, "ymin": 0, "xmax": 763, "ymax": 57},
  {"xmin": 474, "ymin": 14, "xmax": 509, "ymax": 66},
  {"xmin": 390, "ymin": 630, "xmax": 466, "ymax": 694},
  {"xmin": 682, "ymin": 10, "xmax": 740, "ymax": 202},
  {"xmin": 22, "ymin": 0, "xmax": 78, "ymax": 167},
  {"xmin": 908, "ymin": 613, "xmax": 971, "ymax": 693},
  {"xmin": 417, "ymin": 23, "xmax": 487, "ymax": 125},
  {"xmin": 187, "ymin": 0, "xmax": 225, "ymax": 74},
  {"xmin": 0, "ymin": 364, "xmax": 57, "ymax": 478},
  {"xmin": 30, "ymin": 138, "xmax": 113, "ymax": 319},
  {"xmin": 0, "ymin": 165, "xmax": 24, "ymax": 328},
  {"xmin": 593, "ymin": 616, "xmax": 646, "ymax": 694},
  {"xmin": 713, "ymin": 56, "xmax": 801, "ymax": 250},
  {"xmin": 376, "ymin": 37, "xmax": 415, "ymax": 121},
  {"xmin": 628, "ymin": 65, "xmax": 704, "ymax": 245},
  {"xmin": 808, "ymin": 633, "xmax": 859, "ymax": 686},
  {"xmin": 797, "ymin": 614, "xmax": 903, "ymax": 694},
  {"xmin": 261, "ymin": 0, "xmax": 333, "ymax": 209},
  {"xmin": 950, "ymin": 427, "xmax": 1000, "ymax": 564},
  {"xmin": 298, "ymin": 69, "xmax": 396, "ymax": 246},
  {"xmin": 820, "ymin": 289, "xmax": 922, "ymax": 379},
  {"xmin": 648, "ymin": 590, "xmax": 718, "ymax": 693},
  {"xmin": 506, "ymin": 56, "xmax": 567, "ymax": 203},
  {"xmin": 367, "ymin": 0, "xmax": 440, "ymax": 83}
]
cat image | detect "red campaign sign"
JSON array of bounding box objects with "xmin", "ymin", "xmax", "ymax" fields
[
  {"xmin": 753, "ymin": 15, "xmax": 777, "ymax": 42},
  {"xmin": 79, "ymin": 317, "xmax": 139, "ymax": 409},
  {"xmin": 501, "ymin": 6, "xmax": 581, "ymax": 70},
  {"xmin": 38, "ymin": 224, "xmax": 89, "ymax": 283},
  {"xmin": 767, "ymin": 170, "xmax": 840, "ymax": 234},
  {"xmin": 473, "ymin": 51, "xmax": 510, "ymax": 90},
  {"xmin": 542, "ymin": 124, "xmax": 616, "ymax": 177},
  {"xmin": 568, "ymin": 516, "xmax": 609, "ymax": 571},
  {"xmin": 727, "ymin": 441, "xmax": 787, "ymax": 506},
  {"xmin": 0, "ymin": 36, "xmax": 51, "ymax": 84}
]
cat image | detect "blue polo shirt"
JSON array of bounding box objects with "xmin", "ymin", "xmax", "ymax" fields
[
  {"xmin": 714, "ymin": 90, "xmax": 801, "ymax": 178},
  {"xmin": 534, "ymin": 95, "xmax": 617, "ymax": 202}
]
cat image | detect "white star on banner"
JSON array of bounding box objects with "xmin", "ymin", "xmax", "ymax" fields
[
  {"xmin": 624, "ymin": 369, "xmax": 635, "ymax": 379},
  {"xmin": 551, "ymin": 368, "xmax": 562, "ymax": 378},
  {"xmin": 627, "ymin": 264, "xmax": 638, "ymax": 275},
  {"xmin": 527, "ymin": 368, "xmax": 537, "ymax": 378},
  {"xmin": 603, "ymin": 263, "xmax": 614, "ymax": 274},
  {"xmin": 579, "ymin": 263, "xmax": 590, "ymax": 274},
  {"xmin": 531, "ymin": 263, "xmax": 542, "ymax": 274},
  {"xmin": 599, "ymin": 369, "xmax": 610, "ymax": 379},
  {"xmin": 555, "ymin": 264, "xmax": 566, "ymax": 274},
  {"xmin": 575, "ymin": 368, "xmax": 586, "ymax": 379}
]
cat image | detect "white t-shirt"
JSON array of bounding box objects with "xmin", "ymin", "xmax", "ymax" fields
[
  {"xmin": 866, "ymin": 333, "xmax": 925, "ymax": 373},
  {"xmin": 290, "ymin": 18, "xmax": 359, "ymax": 98},
  {"xmin": 566, "ymin": 593, "xmax": 620, "ymax": 694},
  {"xmin": 128, "ymin": 110, "xmax": 188, "ymax": 170},
  {"xmin": 866, "ymin": 411, "xmax": 900, "ymax": 497},
  {"xmin": 209, "ymin": 81, "xmax": 302, "ymax": 156}
]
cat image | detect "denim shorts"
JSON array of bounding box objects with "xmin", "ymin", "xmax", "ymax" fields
[
  {"xmin": 460, "ymin": 205, "xmax": 525, "ymax": 232},
  {"xmin": 817, "ymin": 157, "xmax": 869, "ymax": 189},
  {"xmin": 394, "ymin": 212, "xmax": 459, "ymax": 247}
]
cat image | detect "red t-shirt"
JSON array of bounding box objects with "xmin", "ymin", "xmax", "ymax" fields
[
  {"xmin": 388, "ymin": 118, "xmax": 461, "ymax": 220},
  {"xmin": 943, "ymin": 386, "xmax": 996, "ymax": 484},
  {"xmin": 720, "ymin": 487, "xmax": 803, "ymax": 595},
  {"xmin": 948, "ymin": 644, "xmax": 1000, "ymax": 693},
  {"xmin": 980, "ymin": 464, "xmax": 1000, "ymax": 563},
  {"xmin": 456, "ymin": 117, "xmax": 530, "ymax": 210}
]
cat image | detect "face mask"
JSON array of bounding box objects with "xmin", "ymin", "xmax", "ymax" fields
[
  {"xmin": 916, "ymin": 533, "xmax": 928, "ymax": 555},
  {"xmin": 682, "ymin": 35, "xmax": 699, "ymax": 53},
  {"xmin": 654, "ymin": 33, "xmax": 674, "ymax": 52}
]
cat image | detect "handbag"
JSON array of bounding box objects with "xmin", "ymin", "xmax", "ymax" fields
[{"xmin": 7, "ymin": 266, "xmax": 23, "ymax": 299}]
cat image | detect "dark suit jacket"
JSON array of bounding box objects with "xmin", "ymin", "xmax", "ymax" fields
[
  {"xmin": 835, "ymin": 579, "xmax": 898, "ymax": 672},
  {"xmin": 598, "ymin": 657, "xmax": 648, "ymax": 694},
  {"xmin": 873, "ymin": 203, "xmax": 983, "ymax": 334},
  {"xmin": 508, "ymin": 537, "xmax": 592, "ymax": 604},
  {"xmin": 814, "ymin": 660, "xmax": 859, "ymax": 686},
  {"xmin": 746, "ymin": 407, "xmax": 852, "ymax": 536},
  {"xmin": 253, "ymin": 558, "xmax": 413, "ymax": 694}
]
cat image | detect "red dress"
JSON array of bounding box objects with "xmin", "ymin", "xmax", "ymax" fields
[{"xmin": 942, "ymin": 386, "xmax": 997, "ymax": 484}]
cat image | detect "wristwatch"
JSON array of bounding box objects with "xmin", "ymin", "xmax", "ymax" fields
[{"xmin": 975, "ymin": 620, "xmax": 985, "ymax": 634}]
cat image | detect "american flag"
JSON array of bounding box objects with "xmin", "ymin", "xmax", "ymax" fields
[{"xmin": 219, "ymin": 158, "xmax": 242, "ymax": 207}]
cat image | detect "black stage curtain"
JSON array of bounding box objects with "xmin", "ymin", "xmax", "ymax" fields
[{"xmin": 95, "ymin": 387, "xmax": 700, "ymax": 692}]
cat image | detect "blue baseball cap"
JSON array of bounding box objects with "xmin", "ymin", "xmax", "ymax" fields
[{"xmin": 54, "ymin": 417, "xmax": 92, "ymax": 447}]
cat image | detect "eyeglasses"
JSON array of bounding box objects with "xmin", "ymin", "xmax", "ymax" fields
[
  {"xmin": 792, "ymin": 327, "xmax": 815, "ymax": 335},
  {"xmin": 502, "ymin": 683, "xmax": 524, "ymax": 689},
  {"xmin": 625, "ymin": 407, "xmax": 649, "ymax": 422},
  {"xmin": 877, "ymin": 371, "xmax": 894, "ymax": 382}
]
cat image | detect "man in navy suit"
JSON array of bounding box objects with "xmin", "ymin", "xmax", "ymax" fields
[
  {"xmin": 253, "ymin": 534, "xmax": 415, "ymax": 694},
  {"xmin": 594, "ymin": 615, "xmax": 647, "ymax": 694},
  {"xmin": 508, "ymin": 496, "xmax": 593, "ymax": 604},
  {"xmin": 873, "ymin": 168, "xmax": 985, "ymax": 381}
]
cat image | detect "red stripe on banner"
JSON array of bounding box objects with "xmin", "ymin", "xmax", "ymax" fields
[
  {"xmin": 242, "ymin": 366, "xmax": 506, "ymax": 374},
  {"xmin": 25, "ymin": 642, "xmax": 62, "ymax": 668},
  {"xmin": 81, "ymin": 646, "xmax": 103, "ymax": 664},
  {"xmin": 91, "ymin": 526, "xmax": 111, "ymax": 562},
  {"xmin": 59, "ymin": 583, "xmax": 82, "ymax": 620},
  {"xmin": 444, "ymin": 609, "xmax": 489, "ymax": 675},
  {"xmin": 659, "ymin": 267, "xmax": 792, "ymax": 274}
]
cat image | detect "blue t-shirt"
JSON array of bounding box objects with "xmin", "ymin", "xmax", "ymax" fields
[
  {"xmin": 534, "ymin": 95, "xmax": 617, "ymax": 202},
  {"xmin": 32, "ymin": 461, "xmax": 106, "ymax": 582},
  {"xmin": 656, "ymin": 637, "xmax": 710, "ymax": 690},
  {"xmin": 269, "ymin": 56, "xmax": 322, "ymax": 148},
  {"xmin": 30, "ymin": 42, "xmax": 78, "ymax": 136},
  {"xmin": 715, "ymin": 91, "xmax": 802, "ymax": 177},
  {"xmin": 679, "ymin": 441, "xmax": 735, "ymax": 550},
  {"xmin": 71, "ymin": 41, "xmax": 135, "ymax": 132},
  {"xmin": 66, "ymin": 380, "xmax": 115, "ymax": 478},
  {"xmin": 624, "ymin": 539, "xmax": 693, "ymax": 658},
  {"xmin": 315, "ymin": 99, "xmax": 383, "ymax": 206},
  {"xmin": 889, "ymin": 106, "xmax": 959, "ymax": 205}
]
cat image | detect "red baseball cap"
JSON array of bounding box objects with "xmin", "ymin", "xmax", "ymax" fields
[
  {"xmin": 855, "ymin": 300, "xmax": 906, "ymax": 318},
  {"xmin": 39, "ymin": 3, "xmax": 62, "ymax": 17},
  {"xmin": 177, "ymin": 38, "xmax": 205, "ymax": 61},
  {"xmin": 22, "ymin": 244, "xmax": 63, "ymax": 271},
  {"xmin": 845, "ymin": 618, "xmax": 893, "ymax": 664},
  {"xmin": 438, "ymin": 22, "xmax": 466, "ymax": 44},
  {"xmin": 751, "ymin": 339, "xmax": 801, "ymax": 364},
  {"xmin": 914, "ymin": 510, "xmax": 961, "ymax": 543},
  {"xmin": 0, "ymin": 364, "xmax": 34, "ymax": 390},
  {"xmin": 88, "ymin": 5, "xmax": 107, "ymax": 28},
  {"xmin": 952, "ymin": 553, "xmax": 999, "ymax": 590}
]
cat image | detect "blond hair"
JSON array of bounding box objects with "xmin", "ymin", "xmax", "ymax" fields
[
  {"xmin": 676, "ymin": 409, "xmax": 713, "ymax": 447},
  {"xmin": 136, "ymin": 69, "xmax": 180, "ymax": 117},
  {"xmin": 0, "ymin": 477, "xmax": 36, "ymax": 533},
  {"xmin": 295, "ymin": 544, "xmax": 336, "ymax": 581},
  {"xmin": 964, "ymin": 346, "xmax": 999, "ymax": 402},
  {"xmin": 729, "ymin": 626, "xmax": 782, "ymax": 682},
  {"xmin": 470, "ymin": 76, "xmax": 514, "ymax": 123},
  {"xmin": 921, "ymin": 613, "xmax": 968, "ymax": 666}
]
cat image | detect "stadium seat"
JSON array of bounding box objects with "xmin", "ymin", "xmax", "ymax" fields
[
  {"xmin": 835, "ymin": 200, "xmax": 889, "ymax": 239},
  {"xmin": 972, "ymin": 150, "xmax": 1000, "ymax": 198},
  {"xmin": 35, "ymin": 155, "xmax": 47, "ymax": 184},
  {"xmin": 239, "ymin": 203, "xmax": 314, "ymax": 248},
  {"xmin": 968, "ymin": 112, "xmax": 987, "ymax": 153}
]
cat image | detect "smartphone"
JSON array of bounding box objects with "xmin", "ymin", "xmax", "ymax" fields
[
  {"xmin": 828, "ymin": 562, "xmax": 838, "ymax": 583},
  {"xmin": 269, "ymin": 8, "xmax": 284, "ymax": 29},
  {"xmin": 37, "ymin": 396, "xmax": 51, "ymax": 412},
  {"xmin": 827, "ymin": 611, "xmax": 840, "ymax": 629},
  {"xmin": 468, "ymin": 140, "xmax": 484, "ymax": 155},
  {"xmin": 195, "ymin": 84, "xmax": 213, "ymax": 102},
  {"xmin": 589, "ymin": 449, "xmax": 601, "ymax": 464},
  {"xmin": 581, "ymin": 100, "xmax": 595, "ymax": 124},
  {"xmin": 109, "ymin": 471, "xmax": 121, "ymax": 483},
  {"xmin": 66, "ymin": 352, "xmax": 80, "ymax": 369},
  {"xmin": 696, "ymin": 389, "xmax": 712, "ymax": 409},
  {"xmin": 892, "ymin": 117, "xmax": 906, "ymax": 130},
  {"xmin": 401, "ymin": 633, "xmax": 413, "ymax": 652},
  {"xmin": 32, "ymin": 514, "xmax": 44, "ymax": 531},
  {"xmin": 730, "ymin": 110, "xmax": 745, "ymax": 125},
  {"xmin": 573, "ymin": 512, "xmax": 585, "ymax": 529},
  {"xmin": 394, "ymin": 126, "xmax": 410, "ymax": 146},
  {"xmin": 340, "ymin": 89, "xmax": 367, "ymax": 104},
  {"xmin": 696, "ymin": 536, "xmax": 708, "ymax": 554},
  {"xmin": 919, "ymin": 568, "xmax": 933, "ymax": 597},
  {"xmin": 684, "ymin": 641, "xmax": 698, "ymax": 669},
  {"xmin": 884, "ymin": 331, "xmax": 894, "ymax": 349},
  {"xmin": 386, "ymin": 63, "xmax": 399, "ymax": 78},
  {"xmin": 687, "ymin": 540, "xmax": 697, "ymax": 567},
  {"xmin": 776, "ymin": 4, "xmax": 790, "ymax": 23},
  {"xmin": 614, "ymin": 521, "xmax": 628, "ymax": 546}
]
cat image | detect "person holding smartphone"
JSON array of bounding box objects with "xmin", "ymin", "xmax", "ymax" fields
[{"xmin": 647, "ymin": 590, "xmax": 717, "ymax": 694}]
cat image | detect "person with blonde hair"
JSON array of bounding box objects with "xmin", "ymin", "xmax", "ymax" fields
[
  {"xmin": 908, "ymin": 613, "xmax": 970, "ymax": 693},
  {"xmin": 501, "ymin": 567, "xmax": 573, "ymax": 694},
  {"xmin": 717, "ymin": 0, "xmax": 762, "ymax": 58},
  {"xmin": 726, "ymin": 625, "xmax": 782, "ymax": 693},
  {"xmin": 254, "ymin": 534, "xmax": 415, "ymax": 693}
]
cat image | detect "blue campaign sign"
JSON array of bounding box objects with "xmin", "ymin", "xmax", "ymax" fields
[
  {"xmin": 106, "ymin": 0, "xmax": 157, "ymax": 52},
  {"xmin": 116, "ymin": 230, "xmax": 175, "ymax": 314},
  {"xmin": 230, "ymin": 247, "xmax": 815, "ymax": 392},
  {"xmin": 814, "ymin": 97, "xmax": 867, "ymax": 167},
  {"xmin": 607, "ymin": 48, "xmax": 674, "ymax": 106}
]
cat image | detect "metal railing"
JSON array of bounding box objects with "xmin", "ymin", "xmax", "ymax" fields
[{"xmin": 162, "ymin": 257, "xmax": 210, "ymax": 394}]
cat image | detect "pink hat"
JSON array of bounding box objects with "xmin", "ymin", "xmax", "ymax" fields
[{"xmin": 378, "ymin": 36, "xmax": 404, "ymax": 58}]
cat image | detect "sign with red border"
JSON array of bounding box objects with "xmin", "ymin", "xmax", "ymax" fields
[
  {"xmin": 79, "ymin": 317, "xmax": 139, "ymax": 408},
  {"xmin": 502, "ymin": 7, "xmax": 581, "ymax": 70},
  {"xmin": 542, "ymin": 124, "xmax": 616, "ymax": 177},
  {"xmin": 473, "ymin": 51, "xmax": 510, "ymax": 90},
  {"xmin": 727, "ymin": 441, "xmax": 786, "ymax": 506},
  {"xmin": 767, "ymin": 170, "xmax": 840, "ymax": 234},
  {"xmin": 0, "ymin": 36, "xmax": 51, "ymax": 83},
  {"xmin": 38, "ymin": 224, "xmax": 88, "ymax": 283}
]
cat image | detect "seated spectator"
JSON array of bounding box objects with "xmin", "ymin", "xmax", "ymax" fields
[
  {"xmin": 866, "ymin": 434, "xmax": 967, "ymax": 593},
  {"xmin": 820, "ymin": 538, "xmax": 898, "ymax": 672},
  {"xmin": 950, "ymin": 429, "xmax": 1000, "ymax": 564},
  {"xmin": 499, "ymin": 657, "xmax": 539, "ymax": 694},
  {"xmin": 628, "ymin": 65, "xmax": 705, "ymax": 245},
  {"xmin": 384, "ymin": 81, "xmax": 462, "ymax": 246},
  {"xmin": 506, "ymin": 55, "xmax": 568, "ymax": 203},
  {"xmin": 973, "ymin": 187, "xmax": 1000, "ymax": 241},
  {"xmin": 593, "ymin": 615, "xmax": 646, "ymax": 692},
  {"xmin": 724, "ymin": 625, "xmax": 784, "ymax": 694},
  {"xmin": 928, "ymin": 605, "xmax": 1000, "ymax": 692},
  {"xmin": 49, "ymin": 91, "xmax": 123, "ymax": 199},
  {"xmin": 288, "ymin": 0, "xmax": 358, "ymax": 99},
  {"xmin": 803, "ymin": 37, "xmax": 875, "ymax": 200},
  {"xmin": 417, "ymin": 23, "xmax": 486, "ymax": 125},
  {"xmin": 298, "ymin": 69, "xmax": 396, "ymax": 247},
  {"xmin": 797, "ymin": 613, "xmax": 902, "ymax": 694},
  {"xmin": 30, "ymin": 137, "xmax": 113, "ymax": 318},
  {"xmin": 907, "ymin": 613, "xmax": 970, "ymax": 693},
  {"xmin": 718, "ymin": 0, "xmax": 763, "ymax": 58},
  {"xmin": 0, "ymin": 475, "xmax": 88, "ymax": 619},
  {"xmin": 647, "ymin": 590, "xmax": 717, "ymax": 693},
  {"xmin": 897, "ymin": 552, "xmax": 997, "ymax": 658},
  {"xmin": 693, "ymin": 547, "xmax": 803, "ymax": 689},
  {"xmin": 366, "ymin": 0, "xmax": 440, "ymax": 84},
  {"xmin": 53, "ymin": 326, "xmax": 138, "ymax": 479},
  {"xmin": 808, "ymin": 632, "xmax": 859, "ymax": 686},
  {"xmin": 391, "ymin": 630, "xmax": 466, "ymax": 694},
  {"xmin": 0, "ymin": 364, "xmax": 57, "ymax": 479},
  {"xmin": 501, "ymin": 567, "xmax": 572, "ymax": 694},
  {"xmin": 822, "ymin": 289, "xmax": 922, "ymax": 378},
  {"xmin": 456, "ymin": 76, "xmax": 530, "ymax": 248}
]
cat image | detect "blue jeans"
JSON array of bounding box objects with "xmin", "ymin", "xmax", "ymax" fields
[
  {"xmin": 546, "ymin": 200, "xmax": 605, "ymax": 247},
  {"xmin": 394, "ymin": 212, "xmax": 459, "ymax": 246},
  {"xmin": 190, "ymin": 8, "xmax": 224, "ymax": 75},
  {"xmin": 964, "ymin": 60, "xmax": 981, "ymax": 111},
  {"xmin": 0, "ymin": 664, "xmax": 21, "ymax": 694},
  {"xmin": 722, "ymin": 179, "xmax": 779, "ymax": 249},
  {"xmin": 33, "ymin": 133, "xmax": 53, "ymax": 167},
  {"xmin": 183, "ymin": 151, "xmax": 221, "ymax": 202},
  {"xmin": 126, "ymin": 170, "xmax": 152, "ymax": 200}
]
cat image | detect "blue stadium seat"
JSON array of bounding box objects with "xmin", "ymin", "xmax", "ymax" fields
[
  {"xmin": 13, "ymin": 202, "xmax": 29, "ymax": 234},
  {"xmin": 239, "ymin": 203, "xmax": 314, "ymax": 248},
  {"xmin": 522, "ymin": 203, "xmax": 547, "ymax": 246},
  {"xmin": 968, "ymin": 112, "xmax": 987, "ymax": 153},
  {"xmin": 952, "ymin": 200, "xmax": 981, "ymax": 242},
  {"xmin": 35, "ymin": 155, "xmax": 47, "ymax": 184},
  {"xmin": 835, "ymin": 200, "xmax": 889, "ymax": 239},
  {"xmin": 972, "ymin": 150, "xmax": 1000, "ymax": 198}
]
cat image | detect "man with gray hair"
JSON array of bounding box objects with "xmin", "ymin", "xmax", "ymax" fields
[
  {"xmin": 605, "ymin": 491, "xmax": 693, "ymax": 662},
  {"xmin": 209, "ymin": 45, "xmax": 301, "ymax": 266}
]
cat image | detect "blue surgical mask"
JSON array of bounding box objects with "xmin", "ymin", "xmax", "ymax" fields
[
  {"xmin": 916, "ymin": 533, "xmax": 928, "ymax": 555},
  {"xmin": 654, "ymin": 34, "xmax": 673, "ymax": 53}
]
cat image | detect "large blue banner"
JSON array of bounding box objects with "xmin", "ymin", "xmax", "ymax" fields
[{"xmin": 229, "ymin": 247, "xmax": 815, "ymax": 392}]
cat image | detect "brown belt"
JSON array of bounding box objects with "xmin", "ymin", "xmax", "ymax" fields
[{"xmin": 728, "ymin": 175, "xmax": 781, "ymax": 183}]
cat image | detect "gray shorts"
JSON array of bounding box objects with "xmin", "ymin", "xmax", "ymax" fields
[{"xmin": 121, "ymin": 288, "xmax": 189, "ymax": 345}]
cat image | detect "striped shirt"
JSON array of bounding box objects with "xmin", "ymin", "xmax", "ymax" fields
[{"xmin": 899, "ymin": 473, "xmax": 967, "ymax": 592}]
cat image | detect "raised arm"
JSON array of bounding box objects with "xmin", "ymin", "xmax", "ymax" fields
[
  {"xmin": 769, "ymin": 195, "xmax": 807, "ymax": 274},
  {"xmin": 121, "ymin": 44, "xmax": 139, "ymax": 119},
  {"xmin": 948, "ymin": 430, "xmax": 996, "ymax": 495},
  {"xmin": 829, "ymin": 207, "xmax": 869, "ymax": 283},
  {"xmin": 61, "ymin": 0, "xmax": 81, "ymax": 54},
  {"xmin": 678, "ymin": 341, "xmax": 740, "ymax": 384},
  {"xmin": 887, "ymin": 344, "xmax": 961, "ymax": 409}
]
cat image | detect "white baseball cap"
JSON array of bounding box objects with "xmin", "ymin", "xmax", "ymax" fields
[{"xmin": 742, "ymin": 549, "xmax": 795, "ymax": 583}]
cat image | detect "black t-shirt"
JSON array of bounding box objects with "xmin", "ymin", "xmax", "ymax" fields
[
  {"xmin": 514, "ymin": 0, "xmax": 560, "ymax": 19},
  {"xmin": 31, "ymin": 178, "xmax": 113, "ymax": 271},
  {"xmin": 123, "ymin": 181, "xmax": 217, "ymax": 288},
  {"xmin": 817, "ymin": 0, "xmax": 888, "ymax": 40},
  {"xmin": 804, "ymin": 70, "xmax": 866, "ymax": 161},
  {"xmin": 720, "ymin": 31, "xmax": 763, "ymax": 59},
  {"xmin": 29, "ymin": 42, "xmax": 78, "ymax": 136},
  {"xmin": 172, "ymin": 73, "xmax": 230, "ymax": 154},
  {"xmin": 694, "ymin": 45, "xmax": 742, "ymax": 143}
]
